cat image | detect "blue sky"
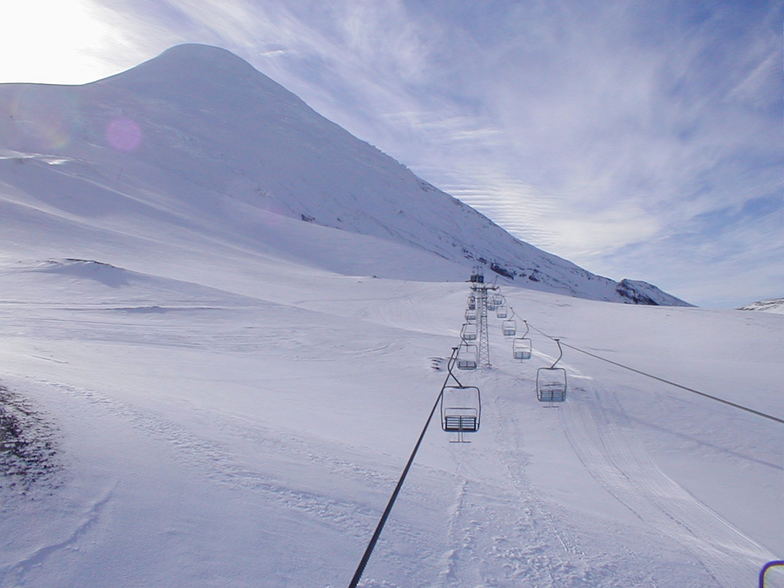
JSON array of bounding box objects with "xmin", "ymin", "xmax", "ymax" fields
[{"xmin": 1, "ymin": 0, "xmax": 781, "ymax": 307}]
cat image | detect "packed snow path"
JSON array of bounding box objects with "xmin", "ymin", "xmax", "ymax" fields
[{"xmin": 0, "ymin": 266, "xmax": 781, "ymax": 587}]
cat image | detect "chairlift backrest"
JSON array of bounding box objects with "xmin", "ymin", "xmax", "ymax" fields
[
  {"xmin": 536, "ymin": 367, "xmax": 567, "ymax": 402},
  {"xmin": 460, "ymin": 323, "xmax": 477, "ymax": 341},
  {"xmin": 441, "ymin": 385, "xmax": 481, "ymax": 432},
  {"xmin": 513, "ymin": 337, "xmax": 532, "ymax": 359},
  {"xmin": 456, "ymin": 343, "xmax": 478, "ymax": 370}
]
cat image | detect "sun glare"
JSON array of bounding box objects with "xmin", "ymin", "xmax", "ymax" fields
[{"xmin": 0, "ymin": 0, "xmax": 119, "ymax": 84}]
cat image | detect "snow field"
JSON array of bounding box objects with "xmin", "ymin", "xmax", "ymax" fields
[
  {"xmin": 0, "ymin": 42, "xmax": 779, "ymax": 588},
  {"xmin": 1, "ymin": 259, "xmax": 780, "ymax": 587}
]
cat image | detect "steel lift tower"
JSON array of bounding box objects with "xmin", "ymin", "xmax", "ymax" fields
[{"xmin": 469, "ymin": 268, "xmax": 496, "ymax": 369}]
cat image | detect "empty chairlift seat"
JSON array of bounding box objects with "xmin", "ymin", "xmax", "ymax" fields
[
  {"xmin": 466, "ymin": 295, "xmax": 476, "ymax": 311},
  {"xmin": 496, "ymin": 305, "xmax": 508, "ymax": 318},
  {"xmin": 502, "ymin": 320, "xmax": 516, "ymax": 336},
  {"xmin": 460, "ymin": 323, "xmax": 477, "ymax": 341},
  {"xmin": 513, "ymin": 337, "xmax": 532, "ymax": 359},
  {"xmin": 537, "ymin": 337, "xmax": 566, "ymax": 402},
  {"xmin": 536, "ymin": 368, "xmax": 567, "ymax": 402},
  {"xmin": 441, "ymin": 386, "xmax": 481, "ymax": 432},
  {"xmin": 465, "ymin": 308, "xmax": 477, "ymax": 322},
  {"xmin": 457, "ymin": 343, "xmax": 478, "ymax": 370}
]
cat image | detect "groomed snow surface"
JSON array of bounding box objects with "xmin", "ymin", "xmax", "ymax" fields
[{"xmin": 0, "ymin": 255, "xmax": 781, "ymax": 587}]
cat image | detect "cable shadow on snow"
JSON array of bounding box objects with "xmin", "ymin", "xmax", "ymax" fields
[{"xmin": 571, "ymin": 386, "xmax": 784, "ymax": 473}]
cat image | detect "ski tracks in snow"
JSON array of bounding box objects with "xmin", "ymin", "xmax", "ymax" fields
[
  {"xmin": 435, "ymin": 370, "xmax": 593, "ymax": 587},
  {"xmin": 1, "ymin": 484, "xmax": 115, "ymax": 587},
  {"xmin": 561, "ymin": 382, "xmax": 774, "ymax": 587},
  {"xmin": 11, "ymin": 376, "xmax": 397, "ymax": 542}
]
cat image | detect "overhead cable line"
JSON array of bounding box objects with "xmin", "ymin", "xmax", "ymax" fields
[
  {"xmin": 348, "ymin": 347, "xmax": 463, "ymax": 588},
  {"xmin": 526, "ymin": 322, "xmax": 784, "ymax": 425}
]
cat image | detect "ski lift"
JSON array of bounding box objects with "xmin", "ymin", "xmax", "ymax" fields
[
  {"xmin": 512, "ymin": 337, "xmax": 532, "ymax": 360},
  {"xmin": 456, "ymin": 342, "xmax": 478, "ymax": 370},
  {"xmin": 502, "ymin": 320, "xmax": 516, "ymax": 336},
  {"xmin": 460, "ymin": 323, "xmax": 477, "ymax": 341},
  {"xmin": 466, "ymin": 295, "xmax": 476, "ymax": 310},
  {"xmin": 441, "ymin": 385, "xmax": 481, "ymax": 442},
  {"xmin": 440, "ymin": 348, "xmax": 481, "ymax": 443},
  {"xmin": 487, "ymin": 294, "xmax": 503, "ymax": 312},
  {"xmin": 496, "ymin": 305, "xmax": 508, "ymax": 319},
  {"xmin": 537, "ymin": 338, "xmax": 567, "ymax": 402},
  {"xmin": 465, "ymin": 308, "xmax": 477, "ymax": 322},
  {"xmin": 512, "ymin": 320, "xmax": 532, "ymax": 359},
  {"xmin": 492, "ymin": 294, "xmax": 505, "ymax": 306}
]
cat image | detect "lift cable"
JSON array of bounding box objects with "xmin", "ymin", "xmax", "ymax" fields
[
  {"xmin": 348, "ymin": 347, "xmax": 462, "ymax": 588},
  {"xmin": 526, "ymin": 322, "xmax": 784, "ymax": 425}
]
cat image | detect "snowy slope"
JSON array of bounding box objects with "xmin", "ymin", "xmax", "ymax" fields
[
  {"xmin": 738, "ymin": 297, "xmax": 784, "ymax": 314},
  {"xmin": 0, "ymin": 255, "xmax": 780, "ymax": 588},
  {"xmin": 1, "ymin": 43, "xmax": 780, "ymax": 588},
  {"xmin": 0, "ymin": 43, "xmax": 687, "ymax": 306}
]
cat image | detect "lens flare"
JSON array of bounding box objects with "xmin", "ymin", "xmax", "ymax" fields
[{"xmin": 106, "ymin": 117, "xmax": 142, "ymax": 152}]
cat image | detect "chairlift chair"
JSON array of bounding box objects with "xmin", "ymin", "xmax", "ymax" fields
[
  {"xmin": 502, "ymin": 320, "xmax": 516, "ymax": 336},
  {"xmin": 441, "ymin": 385, "xmax": 481, "ymax": 436},
  {"xmin": 465, "ymin": 308, "xmax": 477, "ymax": 322},
  {"xmin": 487, "ymin": 294, "xmax": 504, "ymax": 312},
  {"xmin": 537, "ymin": 338, "xmax": 567, "ymax": 402},
  {"xmin": 496, "ymin": 305, "xmax": 508, "ymax": 319},
  {"xmin": 467, "ymin": 295, "xmax": 476, "ymax": 311},
  {"xmin": 456, "ymin": 343, "xmax": 478, "ymax": 370},
  {"xmin": 512, "ymin": 337, "xmax": 532, "ymax": 360},
  {"xmin": 460, "ymin": 323, "xmax": 477, "ymax": 341}
]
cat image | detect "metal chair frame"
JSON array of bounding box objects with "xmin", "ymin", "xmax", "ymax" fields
[
  {"xmin": 440, "ymin": 349, "xmax": 481, "ymax": 442},
  {"xmin": 536, "ymin": 338, "xmax": 567, "ymax": 403}
]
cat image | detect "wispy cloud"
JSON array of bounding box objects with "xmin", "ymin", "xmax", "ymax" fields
[{"xmin": 3, "ymin": 0, "xmax": 780, "ymax": 306}]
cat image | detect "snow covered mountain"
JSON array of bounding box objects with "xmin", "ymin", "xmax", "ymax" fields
[
  {"xmin": 738, "ymin": 297, "xmax": 784, "ymax": 314},
  {"xmin": 1, "ymin": 44, "xmax": 781, "ymax": 588},
  {"xmin": 0, "ymin": 43, "xmax": 688, "ymax": 306}
]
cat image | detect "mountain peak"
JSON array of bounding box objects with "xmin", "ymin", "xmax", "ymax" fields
[
  {"xmin": 93, "ymin": 43, "xmax": 280, "ymax": 96},
  {"xmin": 0, "ymin": 44, "xmax": 689, "ymax": 306},
  {"xmin": 152, "ymin": 43, "xmax": 257, "ymax": 72}
]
